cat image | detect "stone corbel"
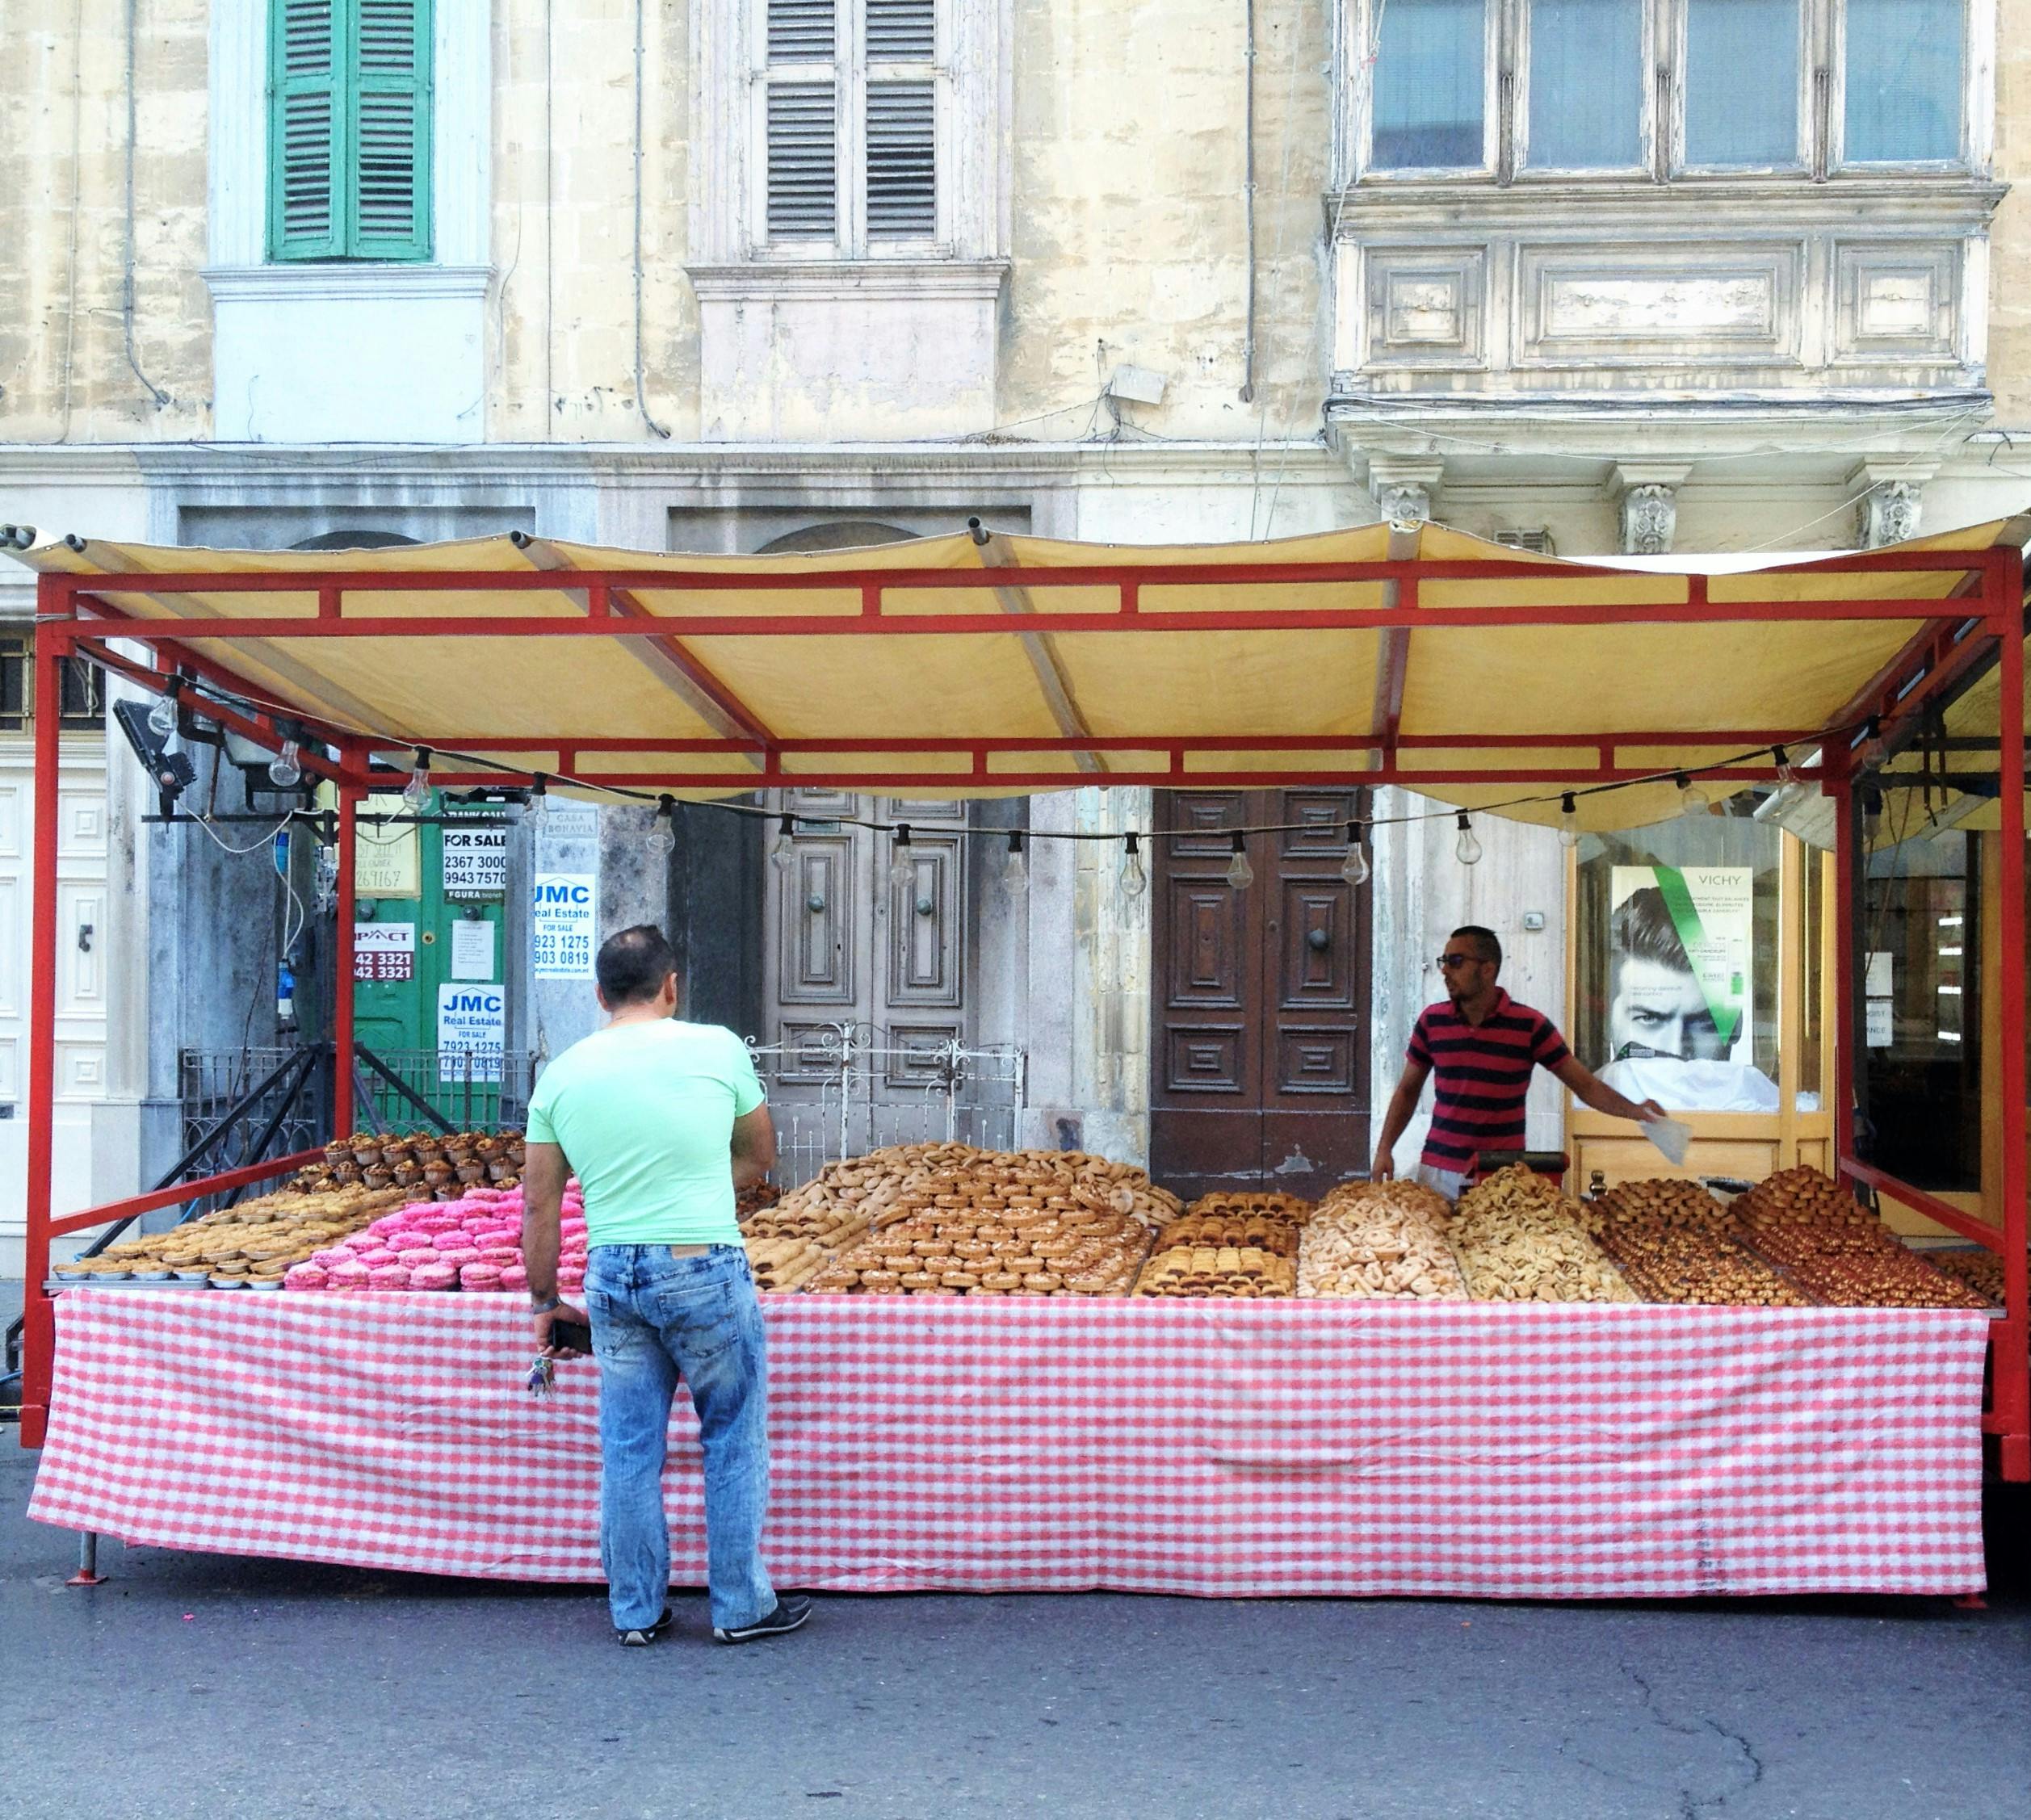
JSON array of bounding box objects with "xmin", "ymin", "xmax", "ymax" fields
[
  {"xmin": 1850, "ymin": 459, "xmax": 1940, "ymax": 548},
  {"xmin": 1367, "ymin": 460, "xmax": 1445, "ymax": 529},
  {"xmin": 1609, "ymin": 464, "xmax": 1693, "ymax": 556}
]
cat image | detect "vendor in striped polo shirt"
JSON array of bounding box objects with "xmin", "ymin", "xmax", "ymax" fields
[{"xmin": 1371, "ymin": 925, "xmax": 1666, "ymax": 1201}]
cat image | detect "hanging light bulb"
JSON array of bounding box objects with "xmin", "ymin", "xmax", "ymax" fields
[
  {"xmin": 888, "ymin": 824, "xmax": 916, "ymax": 891},
  {"xmin": 1862, "ymin": 715, "xmax": 1888, "ymax": 768},
  {"xmin": 267, "ymin": 740, "xmax": 302, "ymax": 790},
  {"xmin": 1558, "ymin": 791, "xmax": 1580, "ymax": 850},
  {"xmin": 1454, "ymin": 811, "xmax": 1483, "ymax": 866},
  {"xmin": 770, "ymin": 813, "xmax": 797, "ymax": 874},
  {"xmin": 646, "ymin": 794, "xmax": 678, "ymax": 858},
  {"xmin": 1675, "ymin": 772, "xmax": 1709, "ymax": 819},
  {"xmin": 1118, "ymin": 831, "xmax": 1148, "ymax": 899},
  {"xmin": 1772, "ymin": 746, "xmax": 1795, "ymax": 787},
  {"xmin": 1001, "ymin": 828, "xmax": 1028, "ymax": 895},
  {"xmin": 401, "ymin": 747, "xmax": 433, "ymax": 812},
  {"xmin": 1225, "ymin": 829, "xmax": 1254, "ymax": 891},
  {"xmin": 1340, "ymin": 821, "xmax": 1370, "ymax": 889},
  {"xmin": 147, "ymin": 677, "xmax": 181, "ymax": 740},
  {"xmin": 527, "ymin": 773, "xmax": 549, "ymax": 826}
]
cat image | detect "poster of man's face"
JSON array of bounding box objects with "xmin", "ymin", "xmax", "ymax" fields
[{"xmin": 1609, "ymin": 886, "xmax": 1734, "ymax": 1062}]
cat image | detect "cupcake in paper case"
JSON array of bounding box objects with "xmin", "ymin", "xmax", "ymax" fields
[
  {"xmin": 283, "ymin": 1264, "xmax": 328, "ymax": 1292},
  {"xmin": 329, "ymin": 1261, "xmax": 371, "ymax": 1291},
  {"xmin": 410, "ymin": 1263, "xmax": 457, "ymax": 1291},
  {"xmin": 367, "ymin": 1264, "xmax": 411, "ymax": 1290},
  {"xmin": 459, "ymin": 1264, "xmax": 504, "ymax": 1291}
]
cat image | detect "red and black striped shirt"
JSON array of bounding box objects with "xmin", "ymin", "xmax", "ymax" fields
[{"xmin": 1408, "ymin": 988, "xmax": 1571, "ymax": 1171}]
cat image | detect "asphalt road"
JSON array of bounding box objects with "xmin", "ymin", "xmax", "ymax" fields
[{"xmin": 2, "ymin": 1437, "xmax": 2025, "ymax": 1820}]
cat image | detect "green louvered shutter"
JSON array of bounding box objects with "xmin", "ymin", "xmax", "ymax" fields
[
  {"xmin": 269, "ymin": 0, "xmax": 342, "ymax": 258},
  {"xmin": 267, "ymin": 0, "xmax": 432, "ymax": 262},
  {"xmin": 347, "ymin": 0, "xmax": 432, "ymax": 260}
]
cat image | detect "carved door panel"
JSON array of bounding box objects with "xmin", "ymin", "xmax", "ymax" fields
[
  {"xmin": 1150, "ymin": 790, "xmax": 1370, "ymax": 1200},
  {"xmin": 762, "ymin": 790, "xmax": 971, "ymax": 1141}
]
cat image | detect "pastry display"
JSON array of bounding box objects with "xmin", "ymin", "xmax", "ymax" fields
[
  {"xmin": 1584, "ymin": 1178, "xmax": 1809, "ymax": 1307},
  {"xmin": 58, "ymin": 1184, "xmax": 413, "ymax": 1285},
  {"xmin": 1134, "ymin": 1243, "xmax": 1295, "ymax": 1298},
  {"xmin": 802, "ymin": 1143, "xmax": 1163, "ymax": 1294},
  {"xmin": 1450, "ymin": 1164, "xmax": 1636, "ymax": 1302},
  {"xmin": 1730, "ymin": 1168, "xmax": 1990, "ymax": 1309},
  {"xmin": 1922, "ymin": 1246, "xmax": 2008, "ymax": 1306},
  {"xmin": 1298, "ymin": 1180, "xmax": 1467, "ymax": 1299},
  {"xmin": 283, "ymin": 1180, "xmax": 585, "ymax": 1294},
  {"xmin": 745, "ymin": 1235, "xmax": 832, "ymax": 1293}
]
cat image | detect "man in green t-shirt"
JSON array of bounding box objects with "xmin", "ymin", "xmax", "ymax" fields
[{"xmin": 525, "ymin": 924, "xmax": 811, "ymax": 1647}]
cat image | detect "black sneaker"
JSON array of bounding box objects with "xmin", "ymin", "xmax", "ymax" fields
[
  {"xmin": 713, "ymin": 1596, "xmax": 812, "ymax": 1645},
  {"xmin": 615, "ymin": 1606, "xmax": 673, "ymax": 1647}
]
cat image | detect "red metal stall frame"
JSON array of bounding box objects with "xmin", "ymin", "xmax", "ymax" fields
[{"xmin": 15, "ymin": 543, "xmax": 2029, "ymax": 1481}]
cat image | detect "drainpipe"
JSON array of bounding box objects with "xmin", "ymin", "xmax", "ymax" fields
[{"xmin": 1240, "ymin": 0, "xmax": 1257, "ymax": 403}]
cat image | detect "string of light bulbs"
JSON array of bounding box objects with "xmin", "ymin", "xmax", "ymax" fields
[{"xmin": 129, "ymin": 659, "xmax": 1876, "ymax": 900}]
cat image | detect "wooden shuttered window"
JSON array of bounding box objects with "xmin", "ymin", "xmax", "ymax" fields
[
  {"xmin": 763, "ymin": 0, "xmax": 938, "ymax": 250},
  {"xmin": 268, "ymin": 0, "xmax": 433, "ymax": 262}
]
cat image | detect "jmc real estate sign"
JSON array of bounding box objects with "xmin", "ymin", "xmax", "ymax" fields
[
  {"xmin": 437, "ymin": 984, "xmax": 506, "ymax": 1083},
  {"xmin": 531, "ymin": 874, "xmax": 598, "ymax": 979}
]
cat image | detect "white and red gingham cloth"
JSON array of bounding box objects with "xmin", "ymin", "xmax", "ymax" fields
[{"xmin": 27, "ymin": 1290, "xmax": 1991, "ymax": 1598}]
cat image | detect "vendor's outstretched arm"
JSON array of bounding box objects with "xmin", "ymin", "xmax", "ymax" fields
[
  {"xmin": 1370, "ymin": 1059, "xmax": 1430, "ymax": 1181},
  {"xmin": 1551, "ymin": 1055, "xmax": 1665, "ymax": 1126}
]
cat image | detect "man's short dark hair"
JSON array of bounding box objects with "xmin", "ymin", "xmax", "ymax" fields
[
  {"xmin": 1610, "ymin": 887, "xmax": 1692, "ymax": 974},
  {"xmin": 1451, "ymin": 925, "xmax": 1502, "ymax": 970},
  {"xmin": 597, "ymin": 924, "xmax": 679, "ymax": 1007}
]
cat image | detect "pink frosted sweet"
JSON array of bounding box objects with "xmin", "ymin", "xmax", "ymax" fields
[
  {"xmin": 329, "ymin": 1261, "xmax": 370, "ymax": 1290},
  {"xmin": 392, "ymin": 1234, "xmax": 438, "ymax": 1256},
  {"xmin": 367, "ymin": 1264, "xmax": 410, "ymax": 1289},
  {"xmin": 477, "ymin": 1246, "xmax": 521, "ymax": 1266},
  {"xmin": 499, "ymin": 1264, "xmax": 529, "ymax": 1293},
  {"xmin": 413, "ymin": 1210, "xmax": 460, "ymax": 1232},
  {"xmin": 438, "ymin": 1248, "xmax": 479, "ymax": 1270},
  {"xmin": 410, "ymin": 1263, "xmax": 456, "ymax": 1290},
  {"xmin": 309, "ymin": 1248, "xmax": 350, "ymax": 1269},
  {"xmin": 283, "ymin": 1264, "xmax": 328, "ymax": 1291},
  {"xmin": 355, "ymin": 1248, "xmax": 398, "ymax": 1270},
  {"xmin": 459, "ymin": 1264, "xmax": 503, "ymax": 1290}
]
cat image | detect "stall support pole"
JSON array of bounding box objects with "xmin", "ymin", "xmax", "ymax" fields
[
  {"xmin": 332, "ymin": 770, "xmax": 362, "ymax": 1142},
  {"xmin": 1992, "ymin": 564, "xmax": 2028, "ymax": 1482},
  {"xmin": 66, "ymin": 1529, "xmax": 103, "ymax": 1588},
  {"xmin": 1830, "ymin": 749, "xmax": 1860, "ymax": 1197},
  {"xmin": 20, "ymin": 606, "xmax": 67, "ymax": 1449}
]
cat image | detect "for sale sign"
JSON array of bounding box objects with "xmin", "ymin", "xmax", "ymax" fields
[
  {"xmin": 353, "ymin": 922, "xmax": 417, "ymax": 983},
  {"xmin": 531, "ymin": 873, "xmax": 597, "ymax": 979},
  {"xmin": 441, "ymin": 826, "xmax": 509, "ymax": 900},
  {"xmin": 437, "ymin": 983, "xmax": 506, "ymax": 1082}
]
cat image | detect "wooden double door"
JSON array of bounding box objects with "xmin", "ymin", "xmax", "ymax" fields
[{"xmin": 1149, "ymin": 790, "xmax": 1372, "ymax": 1200}]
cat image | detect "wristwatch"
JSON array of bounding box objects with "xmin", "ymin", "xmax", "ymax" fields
[{"xmin": 529, "ymin": 1294, "xmax": 561, "ymax": 1314}]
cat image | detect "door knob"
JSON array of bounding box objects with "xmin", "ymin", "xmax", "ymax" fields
[
  {"xmin": 915, "ymin": 896, "xmax": 936, "ymax": 916},
  {"xmin": 77, "ymin": 922, "xmax": 93, "ymax": 954},
  {"xmin": 805, "ymin": 893, "xmax": 827, "ymax": 914},
  {"xmin": 1307, "ymin": 927, "xmax": 1330, "ymax": 951}
]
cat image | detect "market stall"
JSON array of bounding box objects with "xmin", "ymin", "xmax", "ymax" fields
[{"xmin": 8, "ymin": 518, "xmax": 2026, "ymax": 1596}]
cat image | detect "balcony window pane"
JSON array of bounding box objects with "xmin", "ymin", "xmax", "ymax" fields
[
  {"xmin": 1528, "ymin": 0, "xmax": 1643, "ymax": 169},
  {"xmin": 1371, "ymin": 0, "xmax": 1487, "ymax": 171},
  {"xmin": 1685, "ymin": 0, "xmax": 1800, "ymax": 167},
  {"xmin": 1844, "ymin": 0, "xmax": 1963, "ymax": 163}
]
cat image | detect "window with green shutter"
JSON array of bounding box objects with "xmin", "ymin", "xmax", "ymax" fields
[{"xmin": 267, "ymin": 0, "xmax": 433, "ymax": 262}]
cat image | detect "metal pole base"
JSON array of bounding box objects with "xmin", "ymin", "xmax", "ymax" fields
[{"xmin": 65, "ymin": 1529, "xmax": 103, "ymax": 1587}]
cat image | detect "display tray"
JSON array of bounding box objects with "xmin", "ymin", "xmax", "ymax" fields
[{"xmin": 27, "ymin": 1288, "xmax": 1991, "ymax": 1600}]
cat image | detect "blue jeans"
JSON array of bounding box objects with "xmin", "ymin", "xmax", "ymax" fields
[{"xmin": 583, "ymin": 1243, "xmax": 776, "ymax": 1633}]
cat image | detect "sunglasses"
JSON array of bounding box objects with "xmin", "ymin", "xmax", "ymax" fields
[{"xmin": 1437, "ymin": 952, "xmax": 1485, "ymax": 970}]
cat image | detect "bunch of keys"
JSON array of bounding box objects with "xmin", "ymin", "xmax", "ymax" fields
[{"xmin": 525, "ymin": 1355, "xmax": 556, "ymax": 1401}]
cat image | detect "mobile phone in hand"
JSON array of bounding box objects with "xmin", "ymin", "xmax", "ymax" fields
[{"xmin": 548, "ymin": 1317, "xmax": 594, "ymax": 1353}]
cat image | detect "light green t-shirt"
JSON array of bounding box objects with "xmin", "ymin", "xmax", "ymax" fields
[{"xmin": 525, "ymin": 1019, "xmax": 766, "ymax": 1247}]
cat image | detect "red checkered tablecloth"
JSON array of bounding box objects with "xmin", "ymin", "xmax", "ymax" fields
[{"xmin": 27, "ymin": 1290, "xmax": 1990, "ymax": 1598}]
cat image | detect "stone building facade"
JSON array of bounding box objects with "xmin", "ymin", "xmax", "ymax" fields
[{"xmin": 1, "ymin": 0, "xmax": 2027, "ymax": 1260}]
